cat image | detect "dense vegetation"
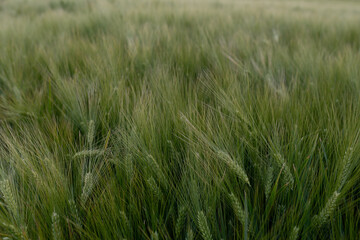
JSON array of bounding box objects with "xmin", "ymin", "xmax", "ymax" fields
[{"xmin": 0, "ymin": 0, "xmax": 360, "ymax": 239}]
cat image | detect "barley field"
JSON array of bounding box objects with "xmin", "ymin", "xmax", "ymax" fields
[{"xmin": 0, "ymin": 0, "xmax": 360, "ymax": 239}]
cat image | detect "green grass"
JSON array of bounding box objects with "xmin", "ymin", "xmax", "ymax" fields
[{"xmin": 0, "ymin": 0, "xmax": 360, "ymax": 239}]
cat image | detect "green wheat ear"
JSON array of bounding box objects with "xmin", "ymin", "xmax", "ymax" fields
[
  {"xmin": 81, "ymin": 172, "xmax": 94, "ymax": 205},
  {"xmin": 151, "ymin": 231, "xmax": 159, "ymax": 240},
  {"xmin": 73, "ymin": 149, "xmax": 104, "ymax": 158},
  {"xmin": 147, "ymin": 177, "xmax": 162, "ymax": 200},
  {"xmin": 312, "ymin": 191, "xmax": 340, "ymax": 229},
  {"xmin": 0, "ymin": 179, "xmax": 18, "ymax": 218},
  {"xmin": 119, "ymin": 211, "xmax": 130, "ymax": 234},
  {"xmin": 147, "ymin": 154, "xmax": 167, "ymax": 187},
  {"xmin": 217, "ymin": 151, "xmax": 250, "ymax": 186},
  {"xmin": 87, "ymin": 120, "xmax": 95, "ymax": 146},
  {"xmin": 185, "ymin": 226, "xmax": 194, "ymax": 240},
  {"xmin": 197, "ymin": 211, "xmax": 213, "ymax": 240},
  {"xmin": 289, "ymin": 226, "xmax": 299, "ymax": 240},
  {"xmin": 274, "ymin": 153, "xmax": 294, "ymax": 190},
  {"xmin": 338, "ymin": 147, "xmax": 354, "ymax": 191},
  {"xmin": 69, "ymin": 199, "xmax": 81, "ymax": 226},
  {"xmin": 52, "ymin": 211, "xmax": 63, "ymax": 240},
  {"xmin": 125, "ymin": 154, "xmax": 134, "ymax": 181},
  {"xmin": 175, "ymin": 206, "xmax": 187, "ymax": 238},
  {"xmin": 264, "ymin": 165, "xmax": 274, "ymax": 200},
  {"xmin": 228, "ymin": 193, "xmax": 245, "ymax": 225},
  {"xmin": 1, "ymin": 222, "xmax": 26, "ymax": 240}
]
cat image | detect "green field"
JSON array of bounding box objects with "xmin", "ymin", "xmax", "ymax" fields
[{"xmin": 1, "ymin": 0, "xmax": 360, "ymax": 239}]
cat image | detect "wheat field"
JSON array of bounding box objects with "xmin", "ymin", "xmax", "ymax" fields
[{"xmin": 0, "ymin": 0, "xmax": 360, "ymax": 239}]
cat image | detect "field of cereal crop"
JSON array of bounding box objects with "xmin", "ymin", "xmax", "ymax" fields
[{"xmin": 0, "ymin": 0, "xmax": 360, "ymax": 239}]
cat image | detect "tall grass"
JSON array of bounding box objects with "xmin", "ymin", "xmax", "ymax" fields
[{"xmin": 0, "ymin": 0, "xmax": 360, "ymax": 239}]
